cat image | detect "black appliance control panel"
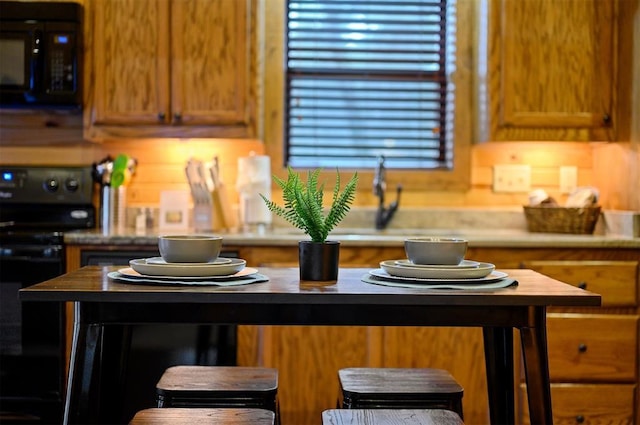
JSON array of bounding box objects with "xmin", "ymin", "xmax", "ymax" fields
[{"xmin": 0, "ymin": 166, "xmax": 93, "ymax": 204}]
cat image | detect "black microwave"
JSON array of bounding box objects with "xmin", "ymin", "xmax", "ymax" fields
[{"xmin": 0, "ymin": 1, "xmax": 82, "ymax": 108}]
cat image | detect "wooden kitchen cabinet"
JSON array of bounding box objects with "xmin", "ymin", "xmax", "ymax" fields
[
  {"xmin": 65, "ymin": 243, "xmax": 640, "ymax": 425},
  {"xmin": 0, "ymin": 109, "xmax": 84, "ymax": 146},
  {"xmin": 83, "ymin": 0, "xmax": 259, "ymax": 140},
  {"xmin": 520, "ymin": 384, "xmax": 636, "ymax": 425},
  {"xmin": 238, "ymin": 247, "xmax": 640, "ymax": 425},
  {"xmin": 519, "ymin": 260, "xmax": 639, "ymax": 425},
  {"xmin": 484, "ymin": 0, "xmax": 619, "ymax": 141}
]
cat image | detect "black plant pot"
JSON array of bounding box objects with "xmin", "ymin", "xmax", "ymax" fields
[{"xmin": 298, "ymin": 240, "xmax": 340, "ymax": 282}]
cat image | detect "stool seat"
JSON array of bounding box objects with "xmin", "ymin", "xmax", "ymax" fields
[
  {"xmin": 338, "ymin": 368, "xmax": 463, "ymax": 418},
  {"xmin": 156, "ymin": 366, "xmax": 278, "ymax": 412},
  {"xmin": 322, "ymin": 409, "xmax": 464, "ymax": 425},
  {"xmin": 130, "ymin": 407, "xmax": 275, "ymax": 424}
]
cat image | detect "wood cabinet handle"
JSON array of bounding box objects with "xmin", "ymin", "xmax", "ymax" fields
[
  {"xmin": 602, "ymin": 114, "xmax": 611, "ymax": 124},
  {"xmin": 576, "ymin": 414, "xmax": 585, "ymax": 423},
  {"xmin": 577, "ymin": 281, "xmax": 587, "ymax": 290},
  {"xmin": 157, "ymin": 113, "xmax": 166, "ymax": 121},
  {"xmin": 174, "ymin": 112, "xmax": 182, "ymax": 122},
  {"xmin": 578, "ymin": 343, "xmax": 587, "ymax": 353}
]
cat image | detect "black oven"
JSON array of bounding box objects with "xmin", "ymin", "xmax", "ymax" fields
[
  {"xmin": 0, "ymin": 166, "xmax": 94, "ymax": 424},
  {"xmin": 0, "ymin": 1, "xmax": 82, "ymax": 108},
  {"xmin": 0, "ymin": 231, "xmax": 66, "ymax": 424}
]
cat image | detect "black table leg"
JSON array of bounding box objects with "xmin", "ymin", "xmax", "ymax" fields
[
  {"xmin": 98, "ymin": 324, "xmax": 132, "ymax": 423},
  {"xmin": 483, "ymin": 326, "xmax": 515, "ymax": 425},
  {"xmin": 64, "ymin": 304, "xmax": 132, "ymax": 424},
  {"xmin": 64, "ymin": 303, "xmax": 102, "ymax": 425},
  {"xmin": 520, "ymin": 307, "xmax": 553, "ymax": 424}
]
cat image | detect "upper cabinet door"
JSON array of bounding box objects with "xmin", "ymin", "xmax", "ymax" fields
[
  {"xmin": 171, "ymin": 0, "xmax": 253, "ymax": 128},
  {"xmin": 84, "ymin": 0, "xmax": 258, "ymax": 140},
  {"xmin": 87, "ymin": 0, "xmax": 170, "ymax": 128},
  {"xmin": 484, "ymin": 0, "xmax": 617, "ymax": 141}
]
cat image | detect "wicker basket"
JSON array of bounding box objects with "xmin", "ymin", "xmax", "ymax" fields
[{"xmin": 523, "ymin": 206, "xmax": 602, "ymax": 234}]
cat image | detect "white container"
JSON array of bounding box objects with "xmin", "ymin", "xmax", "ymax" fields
[{"xmin": 237, "ymin": 154, "xmax": 272, "ymax": 230}]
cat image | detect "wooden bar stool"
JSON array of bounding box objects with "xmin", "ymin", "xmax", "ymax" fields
[
  {"xmin": 130, "ymin": 407, "xmax": 275, "ymax": 424},
  {"xmin": 155, "ymin": 366, "xmax": 278, "ymax": 414},
  {"xmin": 338, "ymin": 368, "xmax": 464, "ymax": 419},
  {"xmin": 322, "ymin": 408, "xmax": 464, "ymax": 425}
]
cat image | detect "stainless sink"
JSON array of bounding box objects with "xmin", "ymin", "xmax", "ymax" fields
[{"xmin": 331, "ymin": 228, "xmax": 453, "ymax": 236}]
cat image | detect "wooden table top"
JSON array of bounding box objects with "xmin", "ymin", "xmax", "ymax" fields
[{"xmin": 20, "ymin": 266, "xmax": 601, "ymax": 308}]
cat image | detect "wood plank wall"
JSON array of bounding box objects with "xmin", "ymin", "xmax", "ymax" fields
[
  {"xmin": 1, "ymin": 138, "xmax": 636, "ymax": 211},
  {"xmin": 1, "ymin": 0, "xmax": 638, "ymax": 212}
]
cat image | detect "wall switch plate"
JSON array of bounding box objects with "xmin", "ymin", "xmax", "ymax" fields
[
  {"xmin": 493, "ymin": 164, "xmax": 531, "ymax": 193},
  {"xmin": 559, "ymin": 166, "xmax": 578, "ymax": 194}
]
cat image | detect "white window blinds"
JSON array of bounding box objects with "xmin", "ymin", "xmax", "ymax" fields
[{"xmin": 286, "ymin": 0, "xmax": 455, "ymax": 169}]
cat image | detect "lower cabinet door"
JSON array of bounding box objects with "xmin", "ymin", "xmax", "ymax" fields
[{"xmin": 519, "ymin": 383, "xmax": 636, "ymax": 425}]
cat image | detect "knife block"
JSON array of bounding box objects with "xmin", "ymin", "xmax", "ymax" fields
[
  {"xmin": 194, "ymin": 201, "xmax": 227, "ymax": 232},
  {"xmin": 193, "ymin": 204, "xmax": 214, "ymax": 232}
]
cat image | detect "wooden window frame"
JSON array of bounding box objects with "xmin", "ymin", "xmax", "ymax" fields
[{"xmin": 263, "ymin": 0, "xmax": 474, "ymax": 193}]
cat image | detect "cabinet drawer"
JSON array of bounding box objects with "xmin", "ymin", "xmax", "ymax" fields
[
  {"xmin": 520, "ymin": 383, "xmax": 636, "ymax": 425},
  {"xmin": 547, "ymin": 314, "xmax": 638, "ymax": 382},
  {"xmin": 523, "ymin": 261, "xmax": 638, "ymax": 307}
]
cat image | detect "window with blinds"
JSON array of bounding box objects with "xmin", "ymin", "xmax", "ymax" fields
[{"xmin": 285, "ymin": 0, "xmax": 455, "ymax": 170}]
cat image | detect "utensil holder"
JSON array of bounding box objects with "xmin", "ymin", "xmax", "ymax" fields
[{"xmin": 101, "ymin": 186, "xmax": 127, "ymax": 233}]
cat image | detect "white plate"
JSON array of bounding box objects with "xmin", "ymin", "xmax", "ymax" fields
[
  {"xmin": 118, "ymin": 266, "xmax": 258, "ymax": 280},
  {"xmin": 375, "ymin": 264, "xmax": 500, "ymax": 281},
  {"xmin": 129, "ymin": 258, "xmax": 246, "ymax": 277},
  {"xmin": 363, "ymin": 273, "xmax": 516, "ymax": 290},
  {"xmin": 393, "ymin": 259, "xmax": 480, "ymax": 269},
  {"xmin": 111, "ymin": 270, "xmax": 265, "ymax": 285},
  {"xmin": 145, "ymin": 256, "xmax": 233, "ymax": 265}
]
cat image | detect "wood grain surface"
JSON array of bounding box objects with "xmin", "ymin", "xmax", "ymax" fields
[
  {"xmin": 129, "ymin": 407, "xmax": 275, "ymax": 425},
  {"xmin": 24, "ymin": 266, "xmax": 601, "ymax": 424},
  {"xmin": 84, "ymin": 0, "xmax": 257, "ymax": 139},
  {"xmin": 321, "ymin": 408, "xmax": 464, "ymax": 425},
  {"xmin": 487, "ymin": 0, "xmax": 617, "ymax": 141}
]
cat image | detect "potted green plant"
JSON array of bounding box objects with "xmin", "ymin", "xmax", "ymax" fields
[{"xmin": 261, "ymin": 167, "xmax": 358, "ymax": 281}]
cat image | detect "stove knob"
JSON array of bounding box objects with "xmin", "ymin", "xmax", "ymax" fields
[
  {"xmin": 65, "ymin": 177, "xmax": 80, "ymax": 192},
  {"xmin": 44, "ymin": 178, "xmax": 59, "ymax": 192}
]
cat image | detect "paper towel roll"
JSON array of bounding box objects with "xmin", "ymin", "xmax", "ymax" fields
[{"xmin": 237, "ymin": 155, "xmax": 272, "ymax": 225}]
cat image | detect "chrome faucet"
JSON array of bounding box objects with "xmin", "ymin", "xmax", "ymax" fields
[{"xmin": 373, "ymin": 155, "xmax": 402, "ymax": 230}]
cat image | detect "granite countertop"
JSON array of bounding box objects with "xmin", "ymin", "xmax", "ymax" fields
[
  {"xmin": 64, "ymin": 227, "xmax": 640, "ymax": 249},
  {"xmin": 65, "ymin": 207, "xmax": 640, "ymax": 249}
]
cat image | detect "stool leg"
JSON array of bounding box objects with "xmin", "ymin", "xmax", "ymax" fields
[
  {"xmin": 194, "ymin": 325, "xmax": 237, "ymax": 365},
  {"xmin": 454, "ymin": 399, "xmax": 464, "ymax": 420},
  {"xmin": 195, "ymin": 325, "xmax": 212, "ymax": 364},
  {"xmin": 217, "ymin": 325, "xmax": 237, "ymax": 365}
]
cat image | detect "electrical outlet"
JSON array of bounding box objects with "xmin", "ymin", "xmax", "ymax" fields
[
  {"xmin": 559, "ymin": 166, "xmax": 577, "ymax": 194},
  {"xmin": 493, "ymin": 164, "xmax": 531, "ymax": 193}
]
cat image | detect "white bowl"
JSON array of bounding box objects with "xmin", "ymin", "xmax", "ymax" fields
[
  {"xmin": 404, "ymin": 237, "xmax": 468, "ymax": 265},
  {"xmin": 158, "ymin": 235, "xmax": 223, "ymax": 263}
]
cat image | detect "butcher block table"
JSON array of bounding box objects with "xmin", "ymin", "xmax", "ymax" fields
[{"xmin": 19, "ymin": 266, "xmax": 601, "ymax": 425}]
